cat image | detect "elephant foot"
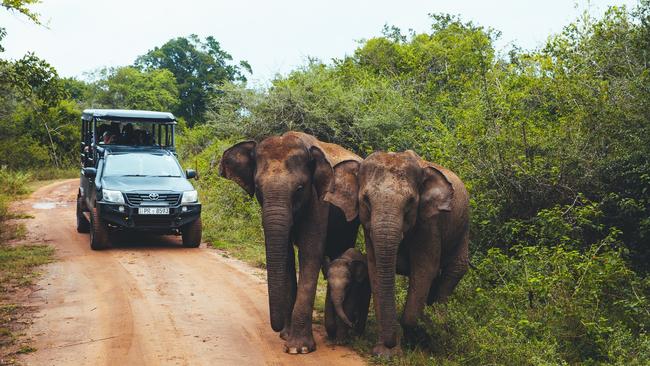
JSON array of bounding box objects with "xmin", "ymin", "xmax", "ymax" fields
[
  {"xmin": 284, "ymin": 335, "xmax": 316, "ymax": 354},
  {"xmin": 372, "ymin": 343, "xmax": 402, "ymax": 358}
]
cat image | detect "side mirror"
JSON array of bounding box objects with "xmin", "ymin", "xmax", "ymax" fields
[
  {"xmin": 83, "ymin": 167, "xmax": 97, "ymax": 178},
  {"xmin": 185, "ymin": 169, "xmax": 198, "ymax": 179}
]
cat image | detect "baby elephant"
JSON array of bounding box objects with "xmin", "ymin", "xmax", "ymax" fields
[{"xmin": 324, "ymin": 248, "xmax": 371, "ymax": 340}]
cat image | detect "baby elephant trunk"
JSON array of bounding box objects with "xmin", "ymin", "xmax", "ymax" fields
[{"xmin": 330, "ymin": 283, "xmax": 353, "ymax": 327}]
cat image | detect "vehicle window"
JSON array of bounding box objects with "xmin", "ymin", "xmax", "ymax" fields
[{"xmin": 103, "ymin": 154, "xmax": 183, "ymax": 177}]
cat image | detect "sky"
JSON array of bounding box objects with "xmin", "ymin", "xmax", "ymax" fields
[{"xmin": 0, "ymin": 0, "xmax": 640, "ymax": 86}]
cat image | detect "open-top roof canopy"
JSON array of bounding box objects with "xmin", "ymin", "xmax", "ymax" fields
[{"xmin": 82, "ymin": 109, "xmax": 176, "ymax": 124}]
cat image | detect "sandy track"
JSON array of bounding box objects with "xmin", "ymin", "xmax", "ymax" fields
[{"xmin": 18, "ymin": 179, "xmax": 364, "ymax": 366}]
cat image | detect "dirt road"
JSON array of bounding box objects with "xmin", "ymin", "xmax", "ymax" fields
[{"xmin": 18, "ymin": 180, "xmax": 364, "ymax": 366}]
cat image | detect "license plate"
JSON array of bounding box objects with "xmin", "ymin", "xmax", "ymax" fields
[{"xmin": 138, "ymin": 207, "xmax": 170, "ymax": 215}]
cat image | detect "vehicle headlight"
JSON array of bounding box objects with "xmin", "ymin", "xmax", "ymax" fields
[
  {"xmin": 181, "ymin": 190, "xmax": 198, "ymax": 204},
  {"xmin": 102, "ymin": 189, "xmax": 125, "ymax": 204}
]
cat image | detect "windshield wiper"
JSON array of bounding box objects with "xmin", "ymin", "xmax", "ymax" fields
[
  {"xmin": 121, "ymin": 174, "xmax": 149, "ymax": 177},
  {"xmin": 153, "ymin": 175, "xmax": 181, "ymax": 177}
]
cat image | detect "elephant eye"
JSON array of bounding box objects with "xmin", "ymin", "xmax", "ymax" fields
[{"xmin": 296, "ymin": 185, "xmax": 304, "ymax": 192}]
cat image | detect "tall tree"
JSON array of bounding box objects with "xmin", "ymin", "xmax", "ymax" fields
[
  {"xmin": 135, "ymin": 34, "xmax": 251, "ymax": 125},
  {"xmin": 88, "ymin": 66, "xmax": 180, "ymax": 112},
  {"xmin": 0, "ymin": 53, "xmax": 78, "ymax": 168}
]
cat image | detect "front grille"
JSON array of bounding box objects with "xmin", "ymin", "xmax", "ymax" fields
[{"xmin": 125, "ymin": 193, "xmax": 180, "ymax": 205}]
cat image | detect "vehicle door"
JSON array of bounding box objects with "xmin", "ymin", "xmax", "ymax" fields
[
  {"xmin": 79, "ymin": 118, "xmax": 91, "ymax": 208},
  {"xmin": 85, "ymin": 157, "xmax": 103, "ymax": 210}
]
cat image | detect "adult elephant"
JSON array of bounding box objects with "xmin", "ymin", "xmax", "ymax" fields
[
  {"xmin": 330, "ymin": 150, "xmax": 470, "ymax": 357},
  {"xmin": 219, "ymin": 131, "xmax": 361, "ymax": 354}
]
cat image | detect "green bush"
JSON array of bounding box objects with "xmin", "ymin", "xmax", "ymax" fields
[
  {"xmin": 178, "ymin": 134, "xmax": 265, "ymax": 266},
  {"xmin": 415, "ymin": 242, "xmax": 650, "ymax": 365},
  {"xmin": 0, "ymin": 167, "xmax": 32, "ymax": 196}
]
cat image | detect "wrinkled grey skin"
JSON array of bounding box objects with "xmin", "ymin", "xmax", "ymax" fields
[
  {"xmin": 324, "ymin": 248, "xmax": 371, "ymax": 341},
  {"xmin": 328, "ymin": 150, "xmax": 470, "ymax": 357},
  {"xmin": 219, "ymin": 131, "xmax": 361, "ymax": 354}
]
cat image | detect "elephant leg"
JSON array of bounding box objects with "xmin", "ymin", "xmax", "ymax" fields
[
  {"xmin": 284, "ymin": 245, "xmax": 322, "ymax": 353},
  {"xmin": 429, "ymin": 230, "xmax": 469, "ymax": 303},
  {"xmin": 324, "ymin": 288, "xmax": 337, "ymax": 339},
  {"xmin": 401, "ymin": 228, "xmax": 441, "ymax": 342},
  {"xmin": 354, "ymin": 282, "xmax": 371, "ymax": 336},
  {"xmin": 335, "ymin": 313, "xmax": 349, "ymax": 341},
  {"xmin": 284, "ymin": 198, "xmax": 329, "ymax": 354},
  {"xmin": 280, "ymin": 244, "xmax": 297, "ymax": 340}
]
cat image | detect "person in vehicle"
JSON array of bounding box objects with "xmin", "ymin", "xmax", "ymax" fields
[
  {"xmin": 101, "ymin": 122, "xmax": 120, "ymax": 144},
  {"xmin": 120, "ymin": 123, "xmax": 135, "ymax": 145},
  {"xmin": 135, "ymin": 130, "xmax": 152, "ymax": 145},
  {"xmin": 97, "ymin": 124, "xmax": 108, "ymax": 143},
  {"xmin": 101, "ymin": 122, "xmax": 120, "ymax": 145}
]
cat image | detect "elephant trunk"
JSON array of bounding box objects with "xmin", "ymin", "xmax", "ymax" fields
[
  {"xmin": 262, "ymin": 200, "xmax": 293, "ymax": 332},
  {"xmin": 330, "ymin": 284, "xmax": 353, "ymax": 327},
  {"xmin": 371, "ymin": 212, "xmax": 403, "ymax": 348}
]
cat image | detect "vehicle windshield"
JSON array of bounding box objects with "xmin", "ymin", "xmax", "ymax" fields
[
  {"xmin": 94, "ymin": 120, "xmax": 174, "ymax": 147},
  {"xmin": 103, "ymin": 153, "xmax": 183, "ymax": 177}
]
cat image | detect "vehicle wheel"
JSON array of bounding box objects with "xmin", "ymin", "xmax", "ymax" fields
[
  {"xmin": 76, "ymin": 196, "xmax": 90, "ymax": 233},
  {"xmin": 90, "ymin": 207, "xmax": 110, "ymax": 250},
  {"xmin": 182, "ymin": 217, "xmax": 202, "ymax": 248}
]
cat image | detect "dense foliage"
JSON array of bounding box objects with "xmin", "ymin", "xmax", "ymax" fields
[
  {"xmin": 0, "ymin": 53, "xmax": 79, "ymax": 169},
  {"xmin": 135, "ymin": 35, "xmax": 252, "ymax": 125},
  {"xmin": 82, "ymin": 67, "xmax": 180, "ymax": 112}
]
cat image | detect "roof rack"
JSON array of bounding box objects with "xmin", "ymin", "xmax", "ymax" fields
[{"xmin": 81, "ymin": 109, "xmax": 176, "ymax": 123}]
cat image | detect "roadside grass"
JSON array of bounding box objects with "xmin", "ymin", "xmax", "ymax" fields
[
  {"xmin": 25, "ymin": 167, "xmax": 77, "ymax": 182},
  {"xmin": 0, "ymin": 245, "xmax": 53, "ymax": 293},
  {"xmin": 0, "ymin": 245, "xmax": 53, "ymax": 355},
  {"xmin": 0, "ymin": 169, "xmax": 56, "ymax": 364}
]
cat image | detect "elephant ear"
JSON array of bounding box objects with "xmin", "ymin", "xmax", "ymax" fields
[
  {"xmin": 419, "ymin": 166, "xmax": 454, "ymax": 219},
  {"xmin": 324, "ymin": 160, "xmax": 360, "ymax": 222},
  {"xmin": 309, "ymin": 146, "xmax": 334, "ymax": 201},
  {"xmin": 219, "ymin": 140, "xmax": 257, "ymax": 196}
]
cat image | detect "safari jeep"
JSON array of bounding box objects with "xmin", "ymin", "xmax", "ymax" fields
[{"xmin": 76, "ymin": 109, "xmax": 202, "ymax": 250}]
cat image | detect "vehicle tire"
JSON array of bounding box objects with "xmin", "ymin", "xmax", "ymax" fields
[
  {"xmin": 76, "ymin": 196, "xmax": 90, "ymax": 233},
  {"xmin": 182, "ymin": 217, "xmax": 202, "ymax": 248},
  {"xmin": 90, "ymin": 207, "xmax": 110, "ymax": 250}
]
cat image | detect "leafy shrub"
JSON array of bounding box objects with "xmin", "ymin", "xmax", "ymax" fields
[
  {"xmin": 0, "ymin": 168, "xmax": 33, "ymax": 242},
  {"xmin": 0, "ymin": 167, "xmax": 32, "ymax": 196},
  {"xmin": 178, "ymin": 134, "xmax": 265, "ymax": 266},
  {"xmin": 407, "ymin": 242, "xmax": 650, "ymax": 365}
]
